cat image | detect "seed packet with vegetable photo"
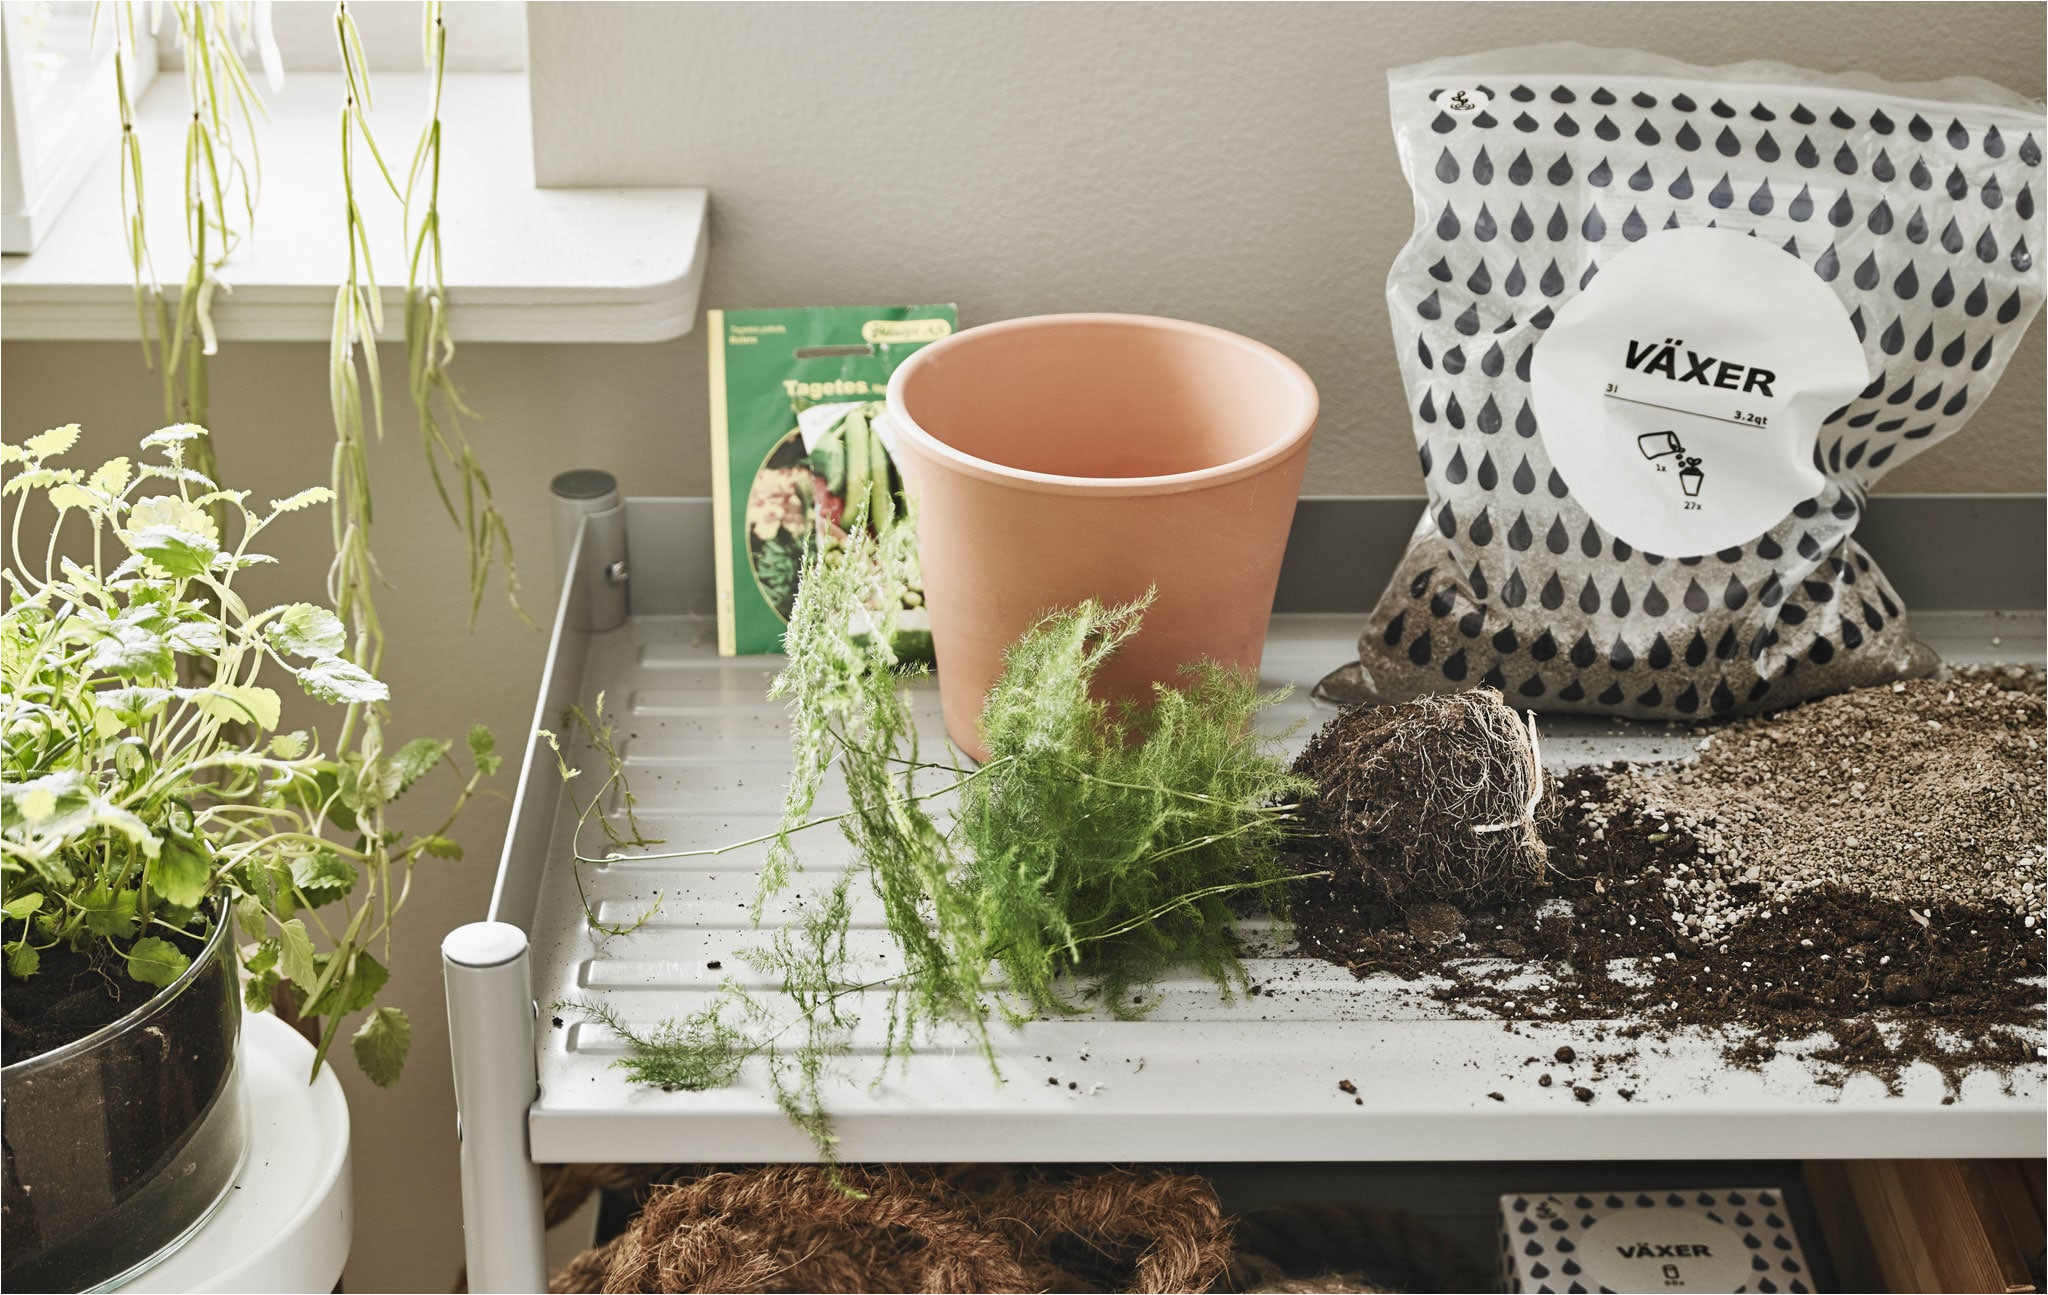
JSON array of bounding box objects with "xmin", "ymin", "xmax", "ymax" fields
[
  {"xmin": 1321, "ymin": 45, "xmax": 2046, "ymax": 720},
  {"xmin": 709, "ymin": 305, "xmax": 957, "ymax": 656}
]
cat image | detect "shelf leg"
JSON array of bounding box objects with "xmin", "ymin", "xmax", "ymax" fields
[{"xmin": 444, "ymin": 922, "xmax": 548, "ymax": 1294}]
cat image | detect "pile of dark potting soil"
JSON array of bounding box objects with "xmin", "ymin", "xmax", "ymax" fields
[{"xmin": 1281, "ymin": 667, "xmax": 2047, "ymax": 1091}]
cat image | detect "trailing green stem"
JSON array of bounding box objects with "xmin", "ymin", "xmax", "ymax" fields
[{"xmin": 561, "ymin": 518, "xmax": 1313, "ymax": 1166}]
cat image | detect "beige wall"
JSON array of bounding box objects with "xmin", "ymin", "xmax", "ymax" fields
[
  {"xmin": 3, "ymin": 3, "xmax": 2044, "ymax": 1291},
  {"xmin": 528, "ymin": 0, "xmax": 2047, "ymax": 497}
]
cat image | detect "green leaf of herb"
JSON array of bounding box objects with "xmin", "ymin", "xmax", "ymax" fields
[
  {"xmin": 242, "ymin": 966, "xmax": 280, "ymax": 1014},
  {"xmin": 268, "ymin": 486, "xmax": 335, "ymax": 513},
  {"xmin": 186, "ymin": 683, "xmax": 283, "ymax": 732},
  {"xmin": 124, "ymin": 524, "xmax": 220, "ymax": 578},
  {"xmin": 126, "ymin": 935, "xmax": 192, "ymax": 987},
  {"xmin": 25, "ymin": 424, "xmax": 81, "ymax": 457},
  {"xmin": 297, "ymin": 655, "xmax": 390, "ymax": 705},
  {"xmin": 288, "ymin": 851, "xmax": 358, "ymax": 906},
  {"xmin": 2, "ymin": 894, "xmax": 43, "ymax": 921},
  {"xmin": 278, "ymin": 917, "xmax": 317, "ymax": 986},
  {"xmin": 79, "ymin": 883, "xmax": 140, "ymax": 938},
  {"xmin": 89, "ymin": 456, "xmax": 132, "ymax": 494},
  {"xmin": 2, "ymin": 466, "xmax": 81, "ymax": 497},
  {"xmin": 352, "ymin": 1005, "xmax": 412, "ymax": 1087},
  {"xmin": 415, "ymin": 835, "xmax": 462, "ymax": 860},
  {"xmin": 244, "ymin": 939, "xmax": 279, "ymax": 976},
  {"xmin": 146, "ymin": 831, "xmax": 213, "ymax": 908},
  {"xmin": 389, "ymin": 737, "xmax": 451, "ymax": 798},
  {"xmin": 466, "ymin": 724, "xmax": 500, "ymax": 776},
  {"xmin": 101, "ymin": 686, "xmax": 174, "ymax": 727},
  {"xmin": 85, "ymin": 619, "xmax": 175, "ymax": 678},
  {"xmin": 266, "ymin": 602, "xmax": 347, "ymax": 658},
  {"xmin": 236, "ymin": 896, "xmax": 270, "ymax": 941},
  {"xmin": 308, "ymin": 950, "xmax": 387, "ymax": 1018},
  {"xmin": 139, "ymin": 422, "xmax": 207, "ymax": 447}
]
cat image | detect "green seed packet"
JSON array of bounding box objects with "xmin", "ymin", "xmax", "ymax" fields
[{"xmin": 708, "ymin": 305, "xmax": 957, "ymax": 656}]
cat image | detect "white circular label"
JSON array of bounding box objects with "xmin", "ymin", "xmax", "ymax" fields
[
  {"xmin": 1575, "ymin": 1209, "xmax": 1755, "ymax": 1291},
  {"xmin": 1529, "ymin": 227, "xmax": 1868, "ymax": 557}
]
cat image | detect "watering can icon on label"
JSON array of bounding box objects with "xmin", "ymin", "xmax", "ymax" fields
[
  {"xmin": 1637, "ymin": 431, "xmax": 1705, "ymax": 498},
  {"xmin": 1637, "ymin": 430, "xmax": 1684, "ymax": 461}
]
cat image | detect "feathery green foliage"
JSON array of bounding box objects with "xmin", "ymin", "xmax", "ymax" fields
[
  {"xmin": 570, "ymin": 997, "xmax": 749, "ymax": 1093},
  {"xmin": 562, "ymin": 516, "xmax": 1311, "ymax": 1164},
  {"xmin": 965, "ymin": 607, "xmax": 1309, "ymax": 1015}
]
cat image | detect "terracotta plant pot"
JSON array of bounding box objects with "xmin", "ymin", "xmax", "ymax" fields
[{"xmin": 880, "ymin": 313, "xmax": 1318, "ymax": 762}]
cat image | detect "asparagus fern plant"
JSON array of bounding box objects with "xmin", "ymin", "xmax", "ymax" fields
[{"xmin": 562, "ymin": 518, "xmax": 1312, "ymax": 1161}]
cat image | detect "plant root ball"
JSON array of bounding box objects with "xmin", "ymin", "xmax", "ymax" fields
[{"xmin": 1292, "ymin": 689, "xmax": 1551, "ymax": 908}]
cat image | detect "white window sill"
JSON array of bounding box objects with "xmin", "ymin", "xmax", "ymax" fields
[{"xmin": 2, "ymin": 72, "xmax": 706, "ymax": 344}]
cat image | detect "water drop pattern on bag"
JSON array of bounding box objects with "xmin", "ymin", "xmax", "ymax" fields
[
  {"xmin": 1499, "ymin": 1190, "xmax": 1811, "ymax": 1294},
  {"xmin": 1326, "ymin": 70, "xmax": 2047, "ymax": 720}
]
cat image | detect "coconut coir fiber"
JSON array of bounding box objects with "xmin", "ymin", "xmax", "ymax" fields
[
  {"xmin": 1284, "ymin": 668, "xmax": 2046, "ymax": 1089},
  {"xmin": 537, "ymin": 1163, "xmax": 1483, "ymax": 1295},
  {"xmin": 549, "ymin": 1164, "xmax": 1233, "ymax": 1294}
]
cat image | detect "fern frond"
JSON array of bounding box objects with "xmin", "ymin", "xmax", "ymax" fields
[{"xmin": 595, "ymin": 526, "xmax": 1312, "ymax": 1168}]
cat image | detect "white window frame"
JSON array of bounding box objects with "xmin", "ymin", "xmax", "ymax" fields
[
  {"xmin": 1, "ymin": 2, "xmax": 156, "ymax": 253},
  {"xmin": 2, "ymin": 0, "xmax": 524, "ymax": 255},
  {"xmin": 166, "ymin": 1, "xmax": 526, "ymax": 75}
]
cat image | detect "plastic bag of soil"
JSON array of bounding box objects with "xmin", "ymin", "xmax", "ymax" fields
[{"xmin": 1320, "ymin": 45, "xmax": 2046, "ymax": 719}]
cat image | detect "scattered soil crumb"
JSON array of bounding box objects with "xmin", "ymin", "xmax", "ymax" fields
[{"xmin": 1284, "ymin": 668, "xmax": 2047, "ymax": 1092}]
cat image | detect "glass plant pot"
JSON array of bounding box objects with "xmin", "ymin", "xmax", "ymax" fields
[{"xmin": 2, "ymin": 908, "xmax": 247, "ymax": 1293}]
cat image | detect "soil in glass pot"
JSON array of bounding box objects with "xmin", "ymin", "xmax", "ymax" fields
[{"xmin": 2, "ymin": 905, "xmax": 247, "ymax": 1292}]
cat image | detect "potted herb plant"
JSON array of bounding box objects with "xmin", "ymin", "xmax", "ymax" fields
[{"xmin": 1, "ymin": 423, "xmax": 496, "ymax": 1292}]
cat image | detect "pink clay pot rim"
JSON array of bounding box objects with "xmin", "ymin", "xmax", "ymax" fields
[{"xmin": 882, "ymin": 313, "xmax": 1319, "ymax": 498}]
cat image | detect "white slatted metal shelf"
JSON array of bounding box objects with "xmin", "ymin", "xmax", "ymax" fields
[{"xmin": 445, "ymin": 497, "xmax": 2046, "ymax": 1292}]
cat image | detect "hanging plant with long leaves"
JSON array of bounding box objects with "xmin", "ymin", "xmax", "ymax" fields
[
  {"xmin": 104, "ymin": 0, "xmax": 273, "ymax": 489},
  {"xmin": 85, "ymin": 0, "xmax": 527, "ymax": 1080},
  {"xmin": 402, "ymin": 1, "xmax": 523, "ymax": 626},
  {"xmin": 103, "ymin": 0, "xmax": 523, "ymax": 622}
]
